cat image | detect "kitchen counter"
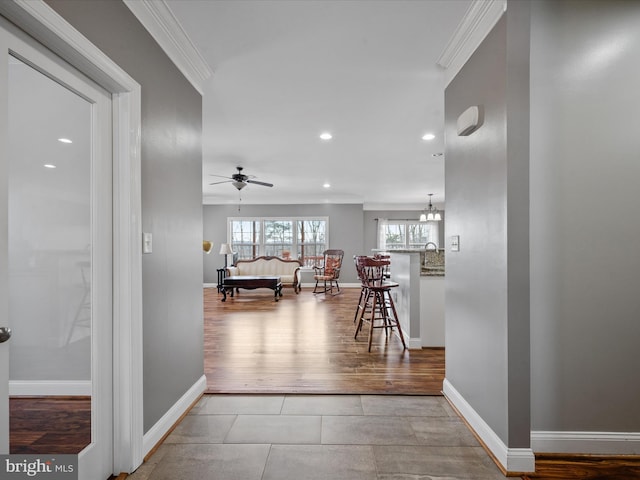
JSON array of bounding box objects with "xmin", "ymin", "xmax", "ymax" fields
[
  {"xmin": 382, "ymin": 250, "xmax": 445, "ymax": 348},
  {"xmin": 373, "ymin": 248, "xmax": 445, "ymax": 276},
  {"xmin": 423, "ymin": 266, "xmax": 445, "ymax": 276}
]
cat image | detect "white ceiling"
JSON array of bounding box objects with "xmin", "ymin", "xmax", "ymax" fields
[{"xmin": 165, "ymin": 0, "xmax": 473, "ymax": 209}]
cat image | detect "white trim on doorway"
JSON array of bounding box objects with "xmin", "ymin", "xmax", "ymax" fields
[{"xmin": 0, "ymin": 0, "xmax": 143, "ymax": 474}]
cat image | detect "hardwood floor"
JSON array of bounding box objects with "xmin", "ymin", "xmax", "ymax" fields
[
  {"xmin": 523, "ymin": 454, "xmax": 640, "ymax": 479},
  {"xmin": 8, "ymin": 287, "xmax": 638, "ymax": 480},
  {"xmin": 9, "ymin": 396, "xmax": 91, "ymax": 454},
  {"xmin": 204, "ymin": 286, "xmax": 445, "ymax": 394},
  {"xmin": 204, "ymin": 285, "xmax": 640, "ymax": 479}
]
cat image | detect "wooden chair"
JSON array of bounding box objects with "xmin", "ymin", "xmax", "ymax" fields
[
  {"xmin": 313, "ymin": 249, "xmax": 344, "ymax": 295},
  {"xmin": 373, "ymin": 253, "xmax": 391, "ymax": 279},
  {"xmin": 354, "ymin": 256, "xmax": 406, "ymax": 352},
  {"xmin": 353, "ymin": 255, "xmax": 370, "ymax": 323}
]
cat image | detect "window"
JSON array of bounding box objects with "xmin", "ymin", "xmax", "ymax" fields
[
  {"xmin": 229, "ymin": 217, "xmax": 328, "ymax": 266},
  {"xmin": 264, "ymin": 220, "xmax": 293, "ymax": 257},
  {"xmin": 378, "ymin": 219, "xmax": 437, "ymax": 250},
  {"xmin": 297, "ymin": 219, "xmax": 327, "ymax": 266},
  {"xmin": 230, "ymin": 219, "xmax": 261, "ymax": 259}
]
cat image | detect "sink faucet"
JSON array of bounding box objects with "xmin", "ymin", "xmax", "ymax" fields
[{"xmin": 424, "ymin": 242, "xmax": 438, "ymax": 250}]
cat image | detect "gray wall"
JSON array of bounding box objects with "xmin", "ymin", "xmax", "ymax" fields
[
  {"xmin": 530, "ymin": 0, "xmax": 640, "ymax": 433},
  {"xmin": 444, "ymin": 3, "xmax": 530, "ymax": 448},
  {"xmin": 48, "ymin": 0, "xmax": 204, "ymax": 432},
  {"xmin": 203, "ymin": 203, "xmax": 364, "ymax": 284}
]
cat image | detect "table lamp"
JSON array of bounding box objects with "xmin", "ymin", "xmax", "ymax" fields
[{"xmin": 219, "ymin": 243, "xmax": 234, "ymax": 268}]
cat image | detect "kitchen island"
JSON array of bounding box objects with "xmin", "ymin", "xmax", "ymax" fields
[{"xmin": 376, "ymin": 249, "xmax": 445, "ymax": 348}]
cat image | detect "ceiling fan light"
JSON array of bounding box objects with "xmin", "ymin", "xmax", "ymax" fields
[{"xmin": 232, "ymin": 181, "xmax": 246, "ymax": 190}]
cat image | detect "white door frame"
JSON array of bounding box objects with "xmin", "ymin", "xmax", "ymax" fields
[{"xmin": 0, "ymin": 0, "xmax": 143, "ymax": 474}]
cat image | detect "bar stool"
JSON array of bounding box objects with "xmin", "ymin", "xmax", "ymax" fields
[
  {"xmin": 353, "ymin": 255, "xmax": 370, "ymax": 324},
  {"xmin": 354, "ymin": 255, "xmax": 390, "ymax": 324},
  {"xmin": 355, "ymin": 255, "xmax": 393, "ymax": 315},
  {"xmin": 354, "ymin": 256, "xmax": 407, "ymax": 352},
  {"xmin": 373, "ymin": 253, "xmax": 391, "ymax": 279}
]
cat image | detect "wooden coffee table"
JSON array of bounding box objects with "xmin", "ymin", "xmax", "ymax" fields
[{"xmin": 221, "ymin": 275, "xmax": 283, "ymax": 302}]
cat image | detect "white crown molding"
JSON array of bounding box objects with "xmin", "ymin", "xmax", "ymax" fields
[
  {"xmin": 531, "ymin": 431, "xmax": 640, "ymax": 455},
  {"xmin": 436, "ymin": 0, "xmax": 507, "ymax": 86},
  {"xmin": 202, "ymin": 196, "xmax": 365, "ymax": 206},
  {"xmin": 443, "ymin": 379, "xmax": 535, "ymax": 474},
  {"xmin": 123, "ymin": 0, "xmax": 212, "ymax": 95}
]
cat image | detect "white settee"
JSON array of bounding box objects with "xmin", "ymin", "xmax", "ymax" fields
[{"xmin": 226, "ymin": 256, "xmax": 302, "ymax": 293}]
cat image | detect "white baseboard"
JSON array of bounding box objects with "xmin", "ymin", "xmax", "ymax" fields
[
  {"xmin": 443, "ymin": 378, "xmax": 535, "ymax": 474},
  {"xmin": 531, "ymin": 430, "xmax": 640, "ymax": 455},
  {"xmin": 9, "ymin": 380, "xmax": 91, "ymax": 396},
  {"xmin": 408, "ymin": 337, "xmax": 422, "ymax": 350},
  {"xmin": 142, "ymin": 374, "xmax": 207, "ymax": 457},
  {"xmin": 203, "ymin": 283, "xmax": 217, "ymax": 288}
]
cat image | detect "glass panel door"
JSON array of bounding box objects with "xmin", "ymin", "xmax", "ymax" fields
[
  {"xmin": 7, "ymin": 54, "xmax": 92, "ymax": 452},
  {"xmin": 1, "ymin": 17, "xmax": 113, "ymax": 477}
]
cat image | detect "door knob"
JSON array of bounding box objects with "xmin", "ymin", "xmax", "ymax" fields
[{"xmin": 0, "ymin": 327, "xmax": 11, "ymax": 343}]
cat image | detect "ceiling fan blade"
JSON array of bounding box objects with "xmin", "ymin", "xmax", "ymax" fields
[
  {"xmin": 209, "ymin": 180, "xmax": 233, "ymax": 185},
  {"xmin": 209, "ymin": 174, "xmax": 233, "ymax": 180},
  {"xmin": 246, "ymin": 179, "xmax": 274, "ymax": 187}
]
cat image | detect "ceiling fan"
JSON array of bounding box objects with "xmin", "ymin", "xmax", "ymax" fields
[{"xmin": 209, "ymin": 166, "xmax": 274, "ymax": 191}]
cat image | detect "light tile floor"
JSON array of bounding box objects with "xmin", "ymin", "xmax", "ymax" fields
[{"xmin": 128, "ymin": 394, "xmax": 507, "ymax": 480}]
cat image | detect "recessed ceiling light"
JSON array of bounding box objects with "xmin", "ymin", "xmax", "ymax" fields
[
  {"xmin": 323, "ymin": 183, "xmax": 331, "ymax": 188},
  {"xmin": 432, "ymin": 152, "xmax": 443, "ymax": 157},
  {"xmin": 319, "ymin": 132, "xmax": 332, "ymax": 140},
  {"xmin": 44, "ymin": 164, "xmax": 57, "ymax": 169},
  {"xmin": 58, "ymin": 138, "xmax": 72, "ymax": 144},
  {"xmin": 422, "ymin": 133, "xmax": 436, "ymax": 141}
]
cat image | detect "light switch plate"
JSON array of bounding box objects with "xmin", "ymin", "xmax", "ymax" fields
[
  {"xmin": 143, "ymin": 232, "xmax": 153, "ymax": 254},
  {"xmin": 450, "ymin": 235, "xmax": 460, "ymax": 252}
]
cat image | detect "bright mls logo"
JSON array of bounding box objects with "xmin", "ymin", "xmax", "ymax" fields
[{"xmin": 0, "ymin": 455, "xmax": 77, "ymax": 480}]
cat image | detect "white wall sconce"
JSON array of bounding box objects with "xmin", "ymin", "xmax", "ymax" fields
[{"xmin": 457, "ymin": 105, "xmax": 483, "ymax": 136}]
